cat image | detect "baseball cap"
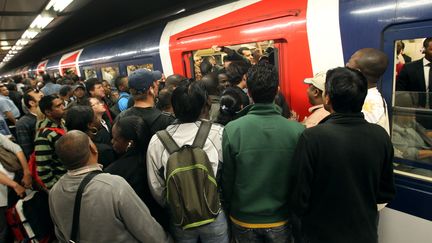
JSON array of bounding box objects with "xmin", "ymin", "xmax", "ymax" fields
[
  {"xmin": 72, "ymin": 82, "xmax": 86, "ymax": 91},
  {"xmin": 152, "ymin": 70, "xmax": 162, "ymax": 81},
  {"xmin": 128, "ymin": 69, "xmax": 156, "ymax": 93},
  {"xmin": 304, "ymin": 71, "xmax": 326, "ymax": 91}
]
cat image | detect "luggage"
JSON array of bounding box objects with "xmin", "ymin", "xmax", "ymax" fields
[
  {"xmin": 5, "ymin": 190, "xmax": 54, "ymax": 243},
  {"xmin": 0, "ymin": 144, "xmax": 21, "ymax": 172},
  {"xmin": 156, "ymin": 121, "xmax": 221, "ymax": 229}
]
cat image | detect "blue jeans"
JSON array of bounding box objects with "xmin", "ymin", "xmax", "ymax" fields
[
  {"xmin": 231, "ymin": 222, "xmax": 293, "ymax": 243},
  {"xmin": 172, "ymin": 211, "xmax": 229, "ymax": 243}
]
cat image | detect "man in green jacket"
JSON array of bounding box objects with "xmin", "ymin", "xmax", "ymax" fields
[{"xmin": 222, "ymin": 63, "xmax": 304, "ymax": 242}]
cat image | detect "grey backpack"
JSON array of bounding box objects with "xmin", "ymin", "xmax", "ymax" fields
[{"xmin": 156, "ymin": 121, "xmax": 221, "ymax": 229}]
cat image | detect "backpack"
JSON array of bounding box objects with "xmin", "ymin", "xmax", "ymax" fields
[
  {"xmin": 0, "ymin": 145, "xmax": 21, "ymax": 172},
  {"xmin": 156, "ymin": 121, "xmax": 221, "ymax": 230},
  {"xmin": 28, "ymin": 127, "xmax": 66, "ymax": 189},
  {"xmin": 110, "ymin": 93, "xmax": 129, "ymax": 117}
]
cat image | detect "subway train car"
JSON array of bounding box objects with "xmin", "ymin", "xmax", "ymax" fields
[{"xmin": 5, "ymin": 1, "xmax": 432, "ymax": 242}]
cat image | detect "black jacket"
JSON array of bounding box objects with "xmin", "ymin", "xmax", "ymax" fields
[
  {"xmin": 396, "ymin": 58, "xmax": 428, "ymax": 107},
  {"xmin": 291, "ymin": 113, "xmax": 395, "ymax": 243}
]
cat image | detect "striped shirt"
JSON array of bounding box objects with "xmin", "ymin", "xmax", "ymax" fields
[{"xmin": 34, "ymin": 118, "xmax": 67, "ymax": 189}]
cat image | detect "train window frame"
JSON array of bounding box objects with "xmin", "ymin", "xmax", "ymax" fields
[
  {"xmin": 188, "ymin": 40, "xmax": 278, "ymax": 80},
  {"xmin": 83, "ymin": 66, "xmax": 98, "ymax": 79},
  {"xmin": 100, "ymin": 65, "xmax": 120, "ymax": 84},
  {"xmin": 126, "ymin": 63, "xmax": 154, "ymax": 75},
  {"xmin": 383, "ymin": 24, "xmax": 432, "ymax": 182}
]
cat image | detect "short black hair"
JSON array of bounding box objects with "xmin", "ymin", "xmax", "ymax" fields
[
  {"xmin": 6, "ymin": 82, "xmax": 16, "ymax": 91},
  {"xmin": 59, "ymin": 85, "xmax": 72, "ymax": 97},
  {"xmin": 199, "ymin": 74, "xmax": 220, "ymax": 96},
  {"xmin": 42, "ymin": 74, "xmax": 53, "ymax": 83},
  {"xmin": 226, "ymin": 61, "xmax": 251, "ymax": 86},
  {"xmin": 217, "ymin": 87, "xmax": 243, "ymax": 126},
  {"xmin": 39, "ymin": 94, "xmax": 59, "ymax": 115},
  {"xmin": 200, "ymin": 59, "xmax": 213, "ymax": 76},
  {"xmin": 65, "ymin": 105, "xmax": 94, "ymax": 133},
  {"xmin": 166, "ymin": 74, "xmax": 189, "ymax": 89},
  {"xmin": 172, "ymin": 81, "xmax": 207, "ymax": 123},
  {"xmin": 325, "ymin": 67, "xmax": 368, "ymax": 113},
  {"xmin": 156, "ymin": 88, "xmax": 173, "ymax": 111},
  {"xmin": 114, "ymin": 75, "xmax": 127, "ymax": 90},
  {"xmin": 246, "ymin": 63, "xmax": 278, "ymax": 103},
  {"xmin": 114, "ymin": 115, "xmax": 150, "ymax": 151},
  {"xmin": 23, "ymin": 91, "xmax": 36, "ymax": 109},
  {"xmin": 423, "ymin": 37, "xmax": 432, "ymax": 49},
  {"xmin": 85, "ymin": 78, "xmax": 102, "ymax": 94},
  {"xmin": 237, "ymin": 47, "xmax": 250, "ymax": 55}
]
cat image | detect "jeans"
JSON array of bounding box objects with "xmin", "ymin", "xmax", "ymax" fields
[
  {"xmin": 231, "ymin": 222, "xmax": 293, "ymax": 243},
  {"xmin": 172, "ymin": 211, "xmax": 229, "ymax": 243}
]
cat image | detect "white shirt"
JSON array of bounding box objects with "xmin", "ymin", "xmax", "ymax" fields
[
  {"xmin": 362, "ymin": 87, "xmax": 390, "ymax": 135},
  {"xmin": 146, "ymin": 121, "xmax": 223, "ymax": 206},
  {"xmin": 423, "ymin": 58, "xmax": 431, "ymax": 90}
]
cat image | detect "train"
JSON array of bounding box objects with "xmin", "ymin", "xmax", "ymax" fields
[{"xmin": 2, "ymin": 0, "xmax": 432, "ymax": 242}]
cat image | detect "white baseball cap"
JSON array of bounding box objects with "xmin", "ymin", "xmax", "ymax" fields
[{"xmin": 304, "ymin": 71, "xmax": 326, "ymax": 91}]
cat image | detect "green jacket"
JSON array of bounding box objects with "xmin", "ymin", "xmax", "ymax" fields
[{"xmin": 221, "ymin": 103, "xmax": 304, "ymax": 224}]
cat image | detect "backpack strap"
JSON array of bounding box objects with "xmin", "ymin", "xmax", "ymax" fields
[
  {"xmin": 156, "ymin": 130, "xmax": 180, "ymax": 154},
  {"xmin": 70, "ymin": 170, "xmax": 102, "ymax": 243},
  {"xmin": 192, "ymin": 121, "xmax": 212, "ymax": 148}
]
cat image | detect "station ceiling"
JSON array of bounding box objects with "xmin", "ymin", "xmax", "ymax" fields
[{"xmin": 0, "ymin": 0, "xmax": 227, "ymax": 73}]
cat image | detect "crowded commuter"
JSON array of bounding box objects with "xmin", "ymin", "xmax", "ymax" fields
[
  {"xmin": 113, "ymin": 75, "xmax": 130, "ymax": 113},
  {"xmin": 59, "ymin": 85, "xmax": 74, "ymax": 107},
  {"xmin": 222, "ymin": 63, "xmax": 304, "ymax": 243},
  {"xmin": 216, "ymin": 87, "xmax": 243, "ymax": 126},
  {"xmin": 106, "ymin": 115, "xmax": 169, "ymax": 229},
  {"xmin": 118, "ymin": 69, "xmax": 174, "ymax": 135},
  {"xmin": 237, "ymin": 47, "xmax": 255, "ymax": 64},
  {"xmin": 147, "ymin": 81, "xmax": 228, "ymax": 242},
  {"xmin": 72, "ymin": 82, "xmax": 86, "ymax": 104},
  {"xmin": 85, "ymin": 78, "xmax": 115, "ymax": 125},
  {"xmin": 291, "ymin": 67, "xmax": 395, "ymax": 243},
  {"xmin": 6, "ymin": 82, "xmax": 23, "ymax": 116},
  {"xmin": 302, "ymin": 71, "xmax": 330, "ymax": 127},
  {"xmin": 199, "ymin": 73, "xmax": 221, "ymax": 121},
  {"xmin": 156, "ymin": 88, "xmax": 175, "ymax": 117},
  {"xmin": 65, "ymin": 105, "xmax": 115, "ymax": 167},
  {"xmin": 84, "ymin": 97, "xmax": 112, "ymax": 144},
  {"xmin": 165, "ymin": 74, "xmax": 189, "ymax": 89},
  {"xmin": 346, "ymin": 48, "xmax": 390, "ymax": 134},
  {"xmin": 225, "ymin": 61, "xmax": 251, "ymax": 107},
  {"xmin": 0, "ymin": 84, "xmax": 20, "ymax": 125},
  {"xmin": 16, "ymin": 89, "xmax": 44, "ymax": 158},
  {"xmin": 40, "ymin": 74, "xmax": 61, "ymax": 96},
  {"xmin": 34, "ymin": 94, "xmax": 67, "ymax": 189},
  {"xmin": 49, "ymin": 130, "xmax": 172, "ymax": 242}
]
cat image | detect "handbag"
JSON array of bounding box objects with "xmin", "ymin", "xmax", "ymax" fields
[{"xmin": 0, "ymin": 145, "xmax": 21, "ymax": 172}]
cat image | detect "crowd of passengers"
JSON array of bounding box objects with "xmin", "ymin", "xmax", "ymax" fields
[{"xmin": 0, "ymin": 46, "xmax": 395, "ymax": 243}]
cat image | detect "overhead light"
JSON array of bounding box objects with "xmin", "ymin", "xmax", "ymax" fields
[
  {"xmin": 1, "ymin": 46, "xmax": 11, "ymax": 50},
  {"xmin": 22, "ymin": 29, "xmax": 39, "ymax": 39},
  {"xmin": 30, "ymin": 12, "xmax": 54, "ymax": 29},
  {"xmin": 10, "ymin": 51, "xmax": 18, "ymax": 54},
  {"xmin": 17, "ymin": 39, "xmax": 29, "ymax": 46},
  {"xmin": 0, "ymin": 41, "xmax": 8, "ymax": 46},
  {"xmin": 46, "ymin": 0, "xmax": 74, "ymax": 12}
]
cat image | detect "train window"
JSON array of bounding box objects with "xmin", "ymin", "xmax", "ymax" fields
[
  {"xmin": 101, "ymin": 66, "xmax": 119, "ymax": 83},
  {"xmin": 191, "ymin": 40, "xmax": 276, "ymax": 80},
  {"xmin": 84, "ymin": 67, "xmax": 97, "ymax": 79},
  {"xmin": 392, "ymin": 38, "xmax": 432, "ymax": 179},
  {"xmin": 127, "ymin": 64, "xmax": 153, "ymax": 75}
]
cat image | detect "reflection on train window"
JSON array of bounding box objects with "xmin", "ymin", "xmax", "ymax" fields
[
  {"xmin": 392, "ymin": 37, "xmax": 432, "ymax": 179},
  {"xmin": 62, "ymin": 68, "xmax": 76, "ymax": 76},
  {"xmin": 101, "ymin": 66, "xmax": 119, "ymax": 83},
  {"xmin": 127, "ymin": 64, "xmax": 153, "ymax": 75},
  {"xmin": 84, "ymin": 67, "xmax": 97, "ymax": 79},
  {"xmin": 192, "ymin": 40, "xmax": 276, "ymax": 80}
]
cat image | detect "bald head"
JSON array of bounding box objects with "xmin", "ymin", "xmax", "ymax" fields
[
  {"xmin": 55, "ymin": 130, "xmax": 92, "ymax": 170},
  {"xmin": 347, "ymin": 48, "xmax": 388, "ymax": 84}
]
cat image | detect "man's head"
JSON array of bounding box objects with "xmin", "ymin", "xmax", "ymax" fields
[
  {"xmin": 324, "ymin": 67, "xmax": 368, "ymax": 113},
  {"xmin": 39, "ymin": 94, "xmax": 65, "ymax": 120},
  {"xmin": 59, "ymin": 85, "xmax": 73, "ymax": 99},
  {"xmin": 114, "ymin": 76, "xmax": 128, "ymax": 92},
  {"xmin": 101, "ymin": 80, "xmax": 112, "ymax": 96},
  {"xmin": 85, "ymin": 78, "xmax": 105, "ymax": 98},
  {"xmin": 55, "ymin": 130, "xmax": 98, "ymax": 170},
  {"xmin": 238, "ymin": 47, "xmax": 254, "ymax": 63},
  {"xmin": 42, "ymin": 74, "xmax": 53, "ymax": 84},
  {"xmin": 73, "ymin": 83, "xmax": 86, "ymax": 98},
  {"xmin": 226, "ymin": 61, "xmax": 251, "ymax": 88},
  {"xmin": 23, "ymin": 89, "xmax": 44, "ymax": 109},
  {"xmin": 199, "ymin": 74, "xmax": 220, "ymax": 96},
  {"xmin": 246, "ymin": 63, "xmax": 279, "ymax": 103},
  {"xmin": 128, "ymin": 69, "xmax": 159, "ymax": 101},
  {"xmin": 304, "ymin": 71, "xmax": 326, "ymax": 106},
  {"xmin": 165, "ymin": 74, "xmax": 189, "ymax": 89},
  {"xmin": 172, "ymin": 81, "xmax": 207, "ymax": 123},
  {"xmin": 423, "ymin": 37, "xmax": 432, "ymax": 62},
  {"xmin": 346, "ymin": 48, "xmax": 388, "ymax": 85},
  {"xmin": 0, "ymin": 84, "xmax": 9, "ymax": 96}
]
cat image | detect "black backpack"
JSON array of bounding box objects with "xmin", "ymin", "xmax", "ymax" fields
[{"xmin": 156, "ymin": 121, "xmax": 221, "ymax": 229}]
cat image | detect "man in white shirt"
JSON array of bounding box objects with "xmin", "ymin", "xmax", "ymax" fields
[{"xmin": 347, "ymin": 48, "xmax": 390, "ymax": 134}]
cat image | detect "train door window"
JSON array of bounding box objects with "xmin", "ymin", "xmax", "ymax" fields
[
  {"xmin": 392, "ymin": 37, "xmax": 432, "ymax": 179},
  {"xmin": 191, "ymin": 40, "xmax": 276, "ymax": 80},
  {"xmin": 84, "ymin": 67, "xmax": 97, "ymax": 79},
  {"xmin": 127, "ymin": 64, "xmax": 153, "ymax": 75},
  {"xmin": 101, "ymin": 66, "xmax": 119, "ymax": 83}
]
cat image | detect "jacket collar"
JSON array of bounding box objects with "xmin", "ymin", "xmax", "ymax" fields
[
  {"xmin": 319, "ymin": 112, "xmax": 366, "ymax": 125},
  {"xmin": 241, "ymin": 103, "xmax": 282, "ymax": 116}
]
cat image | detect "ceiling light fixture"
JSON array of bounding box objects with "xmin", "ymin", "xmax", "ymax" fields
[
  {"xmin": 0, "ymin": 41, "xmax": 8, "ymax": 46},
  {"xmin": 1, "ymin": 46, "xmax": 11, "ymax": 50},
  {"xmin": 46, "ymin": 0, "xmax": 74, "ymax": 12}
]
